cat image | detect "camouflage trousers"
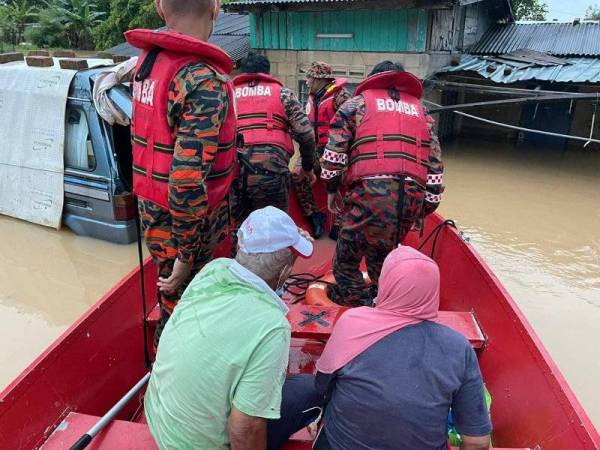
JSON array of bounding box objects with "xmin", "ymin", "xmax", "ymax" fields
[
  {"xmin": 230, "ymin": 164, "xmax": 290, "ymax": 252},
  {"xmin": 138, "ymin": 198, "xmax": 229, "ymax": 346},
  {"xmin": 333, "ymin": 178, "xmax": 425, "ymax": 305},
  {"xmin": 291, "ymin": 151, "xmax": 321, "ymax": 217},
  {"xmin": 291, "ymin": 152, "xmax": 343, "ymax": 233}
]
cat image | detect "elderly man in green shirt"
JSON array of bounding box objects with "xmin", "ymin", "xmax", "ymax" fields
[{"xmin": 144, "ymin": 206, "xmax": 319, "ymax": 450}]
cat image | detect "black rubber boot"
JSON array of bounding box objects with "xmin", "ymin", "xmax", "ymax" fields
[
  {"xmin": 310, "ymin": 212, "xmax": 326, "ymax": 239},
  {"xmin": 328, "ymin": 225, "xmax": 339, "ymax": 241}
]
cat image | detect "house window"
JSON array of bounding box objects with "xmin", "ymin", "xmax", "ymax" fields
[
  {"xmin": 331, "ymin": 65, "xmax": 348, "ymax": 77},
  {"xmin": 298, "ymin": 80, "xmax": 310, "ymax": 105},
  {"xmin": 349, "ymin": 66, "xmax": 366, "ymax": 78},
  {"xmin": 298, "ymin": 65, "xmax": 366, "ymax": 79},
  {"xmin": 65, "ymin": 107, "xmax": 96, "ymax": 171}
]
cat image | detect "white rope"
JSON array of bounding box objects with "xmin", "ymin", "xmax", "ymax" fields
[{"xmin": 424, "ymin": 100, "xmax": 600, "ymax": 145}]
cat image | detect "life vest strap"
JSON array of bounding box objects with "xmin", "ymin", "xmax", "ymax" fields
[
  {"xmin": 348, "ymin": 151, "xmax": 430, "ymax": 168},
  {"xmin": 350, "ymin": 133, "xmax": 432, "ymax": 151}
]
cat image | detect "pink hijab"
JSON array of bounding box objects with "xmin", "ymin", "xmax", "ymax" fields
[{"xmin": 316, "ymin": 246, "xmax": 440, "ymax": 374}]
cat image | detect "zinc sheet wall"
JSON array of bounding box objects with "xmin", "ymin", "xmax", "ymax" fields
[{"xmin": 251, "ymin": 9, "xmax": 428, "ymax": 52}]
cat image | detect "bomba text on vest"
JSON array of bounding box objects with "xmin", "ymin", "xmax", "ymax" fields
[
  {"xmin": 133, "ymin": 79, "xmax": 156, "ymax": 106},
  {"xmin": 376, "ymin": 98, "xmax": 419, "ymax": 117},
  {"xmin": 235, "ymin": 85, "xmax": 272, "ymax": 98}
]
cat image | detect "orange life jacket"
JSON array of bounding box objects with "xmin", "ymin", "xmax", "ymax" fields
[
  {"xmin": 126, "ymin": 29, "xmax": 238, "ymax": 209},
  {"xmin": 233, "ymin": 73, "xmax": 294, "ymax": 155},
  {"xmin": 306, "ymin": 78, "xmax": 347, "ymax": 150},
  {"xmin": 345, "ymin": 71, "xmax": 431, "ymax": 186}
]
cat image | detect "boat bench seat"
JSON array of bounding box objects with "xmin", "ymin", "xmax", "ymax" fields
[
  {"xmin": 148, "ymin": 304, "xmax": 486, "ymax": 349},
  {"xmin": 41, "ymin": 412, "xmax": 158, "ymax": 449},
  {"xmin": 288, "ymin": 305, "xmax": 486, "ymax": 349},
  {"xmin": 146, "ymin": 304, "xmax": 161, "ymax": 328}
]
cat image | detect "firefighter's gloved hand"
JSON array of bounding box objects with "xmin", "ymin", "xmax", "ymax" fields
[{"xmin": 158, "ymin": 259, "xmax": 192, "ymax": 293}]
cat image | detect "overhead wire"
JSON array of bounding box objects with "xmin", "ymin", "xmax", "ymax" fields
[{"xmin": 423, "ymin": 99, "xmax": 600, "ymax": 145}]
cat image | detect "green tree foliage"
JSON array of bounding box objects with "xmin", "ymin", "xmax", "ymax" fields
[
  {"xmin": 94, "ymin": 0, "xmax": 162, "ymax": 50},
  {"xmin": 585, "ymin": 4, "xmax": 600, "ymax": 19},
  {"xmin": 26, "ymin": 0, "xmax": 105, "ymax": 50},
  {"xmin": 54, "ymin": 0, "xmax": 106, "ymax": 49},
  {"xmin": 0, "ymin": 0, "xmax": 37, "ymax": 45},
  {"xmin": 512, "ymin": 0, "xmax": 549, "ymax": 21},
  {"xmin": 28, "ymin": 7, "xmax": 68, "ymax": 48}
]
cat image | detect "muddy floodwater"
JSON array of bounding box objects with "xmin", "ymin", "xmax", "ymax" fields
[
  {"xmin": 0, "ymin": 217, "xmax": 139, "ymax": 389},
  {"xmin": 438, "ymin": 139, "xmax": 600, "ymax": 428},
  {"xmin": 0, "ymin": 138, "xmax": 599, "ymax": 428}
]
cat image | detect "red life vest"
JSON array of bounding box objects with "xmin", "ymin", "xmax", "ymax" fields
[
  {"xmin": 125, "ymin": 29, "xmax": 238, "ymax": 210},
  {"xmin": 306, "ymin": 78, "xmax": 347, "ymax": 149},
  {"xmin": 345, "ymin": 71, "xmax": 431, "ymax": 186},
  {"xmin": 232, "ymin": 73, "xmax": 293, "ymax": 155}
]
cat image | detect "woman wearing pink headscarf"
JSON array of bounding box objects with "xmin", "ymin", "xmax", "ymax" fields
[{"xmin": 312, "ymin": 246, "xmax": 491, "ymax": 450}]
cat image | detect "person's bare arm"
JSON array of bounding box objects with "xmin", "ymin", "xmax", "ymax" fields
[
  {"xmin": 460, "ymin": 434, "xmax": 491, "ymax": 450},
  {"xmin": 228, "ymin": 406, "xmax": 267, "ymax": 450}
]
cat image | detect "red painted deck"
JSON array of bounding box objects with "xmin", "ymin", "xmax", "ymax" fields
[
  {"xmin": 41, "ymin": 412, "xmax": 533, "ymax": 450},
  {"xmin": 40, "ymin": 412, "xmax": 532, "ymax": 450},
  {"xmin": 42, "ymin": 413, "xmax": 157, "ymax": 450},
  {"xmin": 288, "ymin": 304, "xmax": 486, "ymax": 348}
]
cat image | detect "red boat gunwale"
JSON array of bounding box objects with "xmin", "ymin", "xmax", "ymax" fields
[
  {"xmin": 0, "ymin": 259, "xmax": 158, "ymax": 449},
  {"xmin": 405, "ymin": 219, "xmax": 599, "ymax": 449}
]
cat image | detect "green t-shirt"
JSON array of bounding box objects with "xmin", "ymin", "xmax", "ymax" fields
[{"xmin": 145, "ymin": 258, "xmax": 291, "ymax": 450}]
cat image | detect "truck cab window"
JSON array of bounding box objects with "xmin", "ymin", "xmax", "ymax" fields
[
  {"xmin": 65, "ymin": 107, "xmax": 96, "ymax": 170},
  {"xmin": 111, "ymin": 122, "xmax": 133, "ymax": 190}
]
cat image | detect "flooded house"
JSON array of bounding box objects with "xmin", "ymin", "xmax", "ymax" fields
[
  {"xmin": 431, "ymin": 21, "xmax": 600, "ymax": 149},
  {"xmin": 224, "ymin": 0, "xmax": 513, "ymax": 102}
]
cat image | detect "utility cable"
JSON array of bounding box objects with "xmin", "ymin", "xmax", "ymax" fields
[
  {"xmin": 417, "ymin": 219, "xmax": 457, "ymax": 259},
  {"xmin": 423, "ymin": 99, "xmax": 600, "ymax": 145}
]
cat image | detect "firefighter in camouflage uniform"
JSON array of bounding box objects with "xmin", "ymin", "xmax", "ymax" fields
[
  {"xmin": 230, "ymin": 52, "xmax": 315, "ymax": 247},
  {"xmin": 321, "ymin": 61, "xmax": 444, "ymax": 306},
  {"xmin": 127, "ymin": 0, "xmax": 237, "ymax": 345},
  {"xmin": 292, "ymin": 61, "xmax": 351, "ymax": 238}
]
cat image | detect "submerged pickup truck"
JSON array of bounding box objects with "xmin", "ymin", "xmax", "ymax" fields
[
  {"xmin": 64, "ymin": 66, "xmax": 136, "ymax": 244},
  {"xmin": 0, "ymin": 54, "xmax": 136, "ymax": 244}
]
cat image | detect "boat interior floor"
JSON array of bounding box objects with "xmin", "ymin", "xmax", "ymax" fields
[
  {"xmin": 42, "ymin": 410, "xmax": 531, "ymax": 450},
  {"xmin": 41, "ymin": 237, "xmax": 532, "ymax": 450},
  {"xmin": 42, "ymin": 307, "xmax": 500, "ymax": 450}
]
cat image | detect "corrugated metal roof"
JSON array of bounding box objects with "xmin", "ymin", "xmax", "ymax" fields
[
  {"xmin": 227, "ymin": 0, "xmax": 357, "ymax": 4},
  {"xmin": 107, "ymin": 13, "xmax": 250, "ymax": 61},
  {"xmin": 213, "ymin": 12, "xmax": 250, "ymax": 36},
  {"xmin": 225, "ymin": 0, "xmax": 465, "ymax": 8},
  {"xmin": 470, "ymin": 22, "xmax": 600, "ymax": 57},
  {"xmin": 436, "ymin": 54, "xmax": 600, "ymax": 84}
]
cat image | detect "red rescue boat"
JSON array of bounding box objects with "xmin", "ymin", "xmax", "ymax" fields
[{"xmin": 1, "ymin": 194, "xmax": 599, "ymax": 449}]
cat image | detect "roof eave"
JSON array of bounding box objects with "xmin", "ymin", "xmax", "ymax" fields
[{"xmin": 224, "ymin": 0, "xmax": 455, "ymax": 13}]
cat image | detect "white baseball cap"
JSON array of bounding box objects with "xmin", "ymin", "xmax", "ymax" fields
[{"xmin": 238, "ymin": 206, "xmax": 313, "ymax": 258}]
